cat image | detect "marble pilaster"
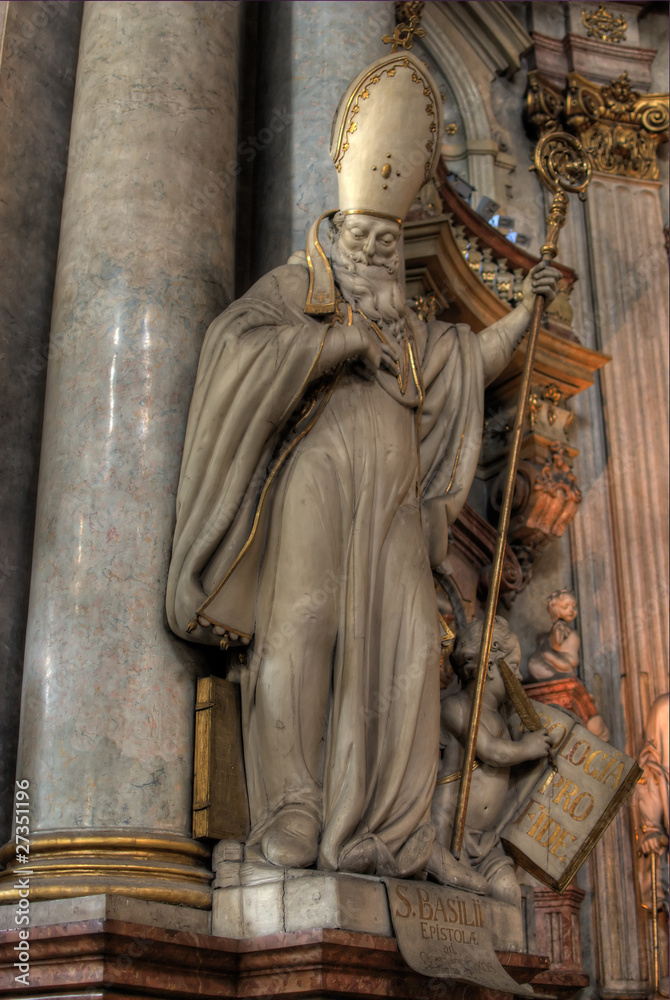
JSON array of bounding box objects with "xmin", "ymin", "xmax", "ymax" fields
[
  {"xmin": 561, "ymin": 176, "xmax": 668, "ymax": 997},
  {"xmin": 251, "ymin": 0, "xmax": 396, "ymax": 279},
  {"xmin": 0, "ymin": 0, "xmax": 241, "ymax": 906},
  {"xmin": 584, "ymin": 176, "xmax": 669, "ymax": 733},
  {"xmin": 0, "ymin": 1, "xmax": 82, "ymax": 846}
]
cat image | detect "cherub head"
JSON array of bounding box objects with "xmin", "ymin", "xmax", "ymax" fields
[
  {"xmin": 451, "ymin": 616, "xmax": 521, "ymax": 688},
  {"xmin": 547, "ymin": 589, "xmax": 577, "ymax": 624}
]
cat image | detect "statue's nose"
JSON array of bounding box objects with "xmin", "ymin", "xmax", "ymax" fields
[{"xmin": 364, "ymin": 235, "xmax": 376, "ymax": 258}]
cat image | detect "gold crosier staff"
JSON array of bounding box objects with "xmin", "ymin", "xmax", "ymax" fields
[
  {"xmin": 648, "ymin": 839, "xmax": 669, "ymax": 999},
  {"xmin": 450, "ymin": 132, "xmax": 593, "ymax": 859}
]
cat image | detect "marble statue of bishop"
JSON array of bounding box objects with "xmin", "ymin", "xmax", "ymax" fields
[{"xmin": 166, "ymin": 49, "xmax": 559, "ymax": 887}]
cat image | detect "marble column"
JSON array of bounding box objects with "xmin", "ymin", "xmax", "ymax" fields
[
  {"xmin": 251, "ymin": 0, "xmax": 396, "ymax": 279},
  {"xmin": 0, "ymin": 1, "xmax": 82, "ymax": 847},
  {"xmin": 0, "ymin": 0, "xmax": 241, "ymax": 907}
]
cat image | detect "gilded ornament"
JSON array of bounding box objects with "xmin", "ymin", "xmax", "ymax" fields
[
  {"xmin": 412, "ymin": 292, "xmax": 439, "ymax": 322},
  {"xmin": 445, "ymin": 123, "xmax": 458, "ymax": 135},
  {"xmin": 382, "ymin": 14, "xmax": 425, "ymax": 53},
  {"xmin": 581, "ymin": 3, "xmax": 627, "ymax": 44},
  {"xmin": 526, "ymin": 70, "xmax": 669, "ymax": 180},
  {"xmin": 524, "ymin": 70, "xmax": 566, "ymax": 137},
  {"xmin": 542, "ymin": 383, "xmax": 562, "ymax": 406},
  {"xmin": 395, "ymin": 0, "xmax": 425, "ymax": 25}
]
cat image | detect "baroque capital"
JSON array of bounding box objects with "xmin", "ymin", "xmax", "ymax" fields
[{"xmin": 525, "ymin": 69, "xmax": 669, "ymax": 181}]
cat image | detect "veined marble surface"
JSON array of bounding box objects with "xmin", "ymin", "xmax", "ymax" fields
[
  {"xmin": 251, "ymin": 0, "xmax": 396, "ymax": 278},
  {"xmin": 16, "ymin": 0, "xmax": 240, "ymax": 834},
  {"xmin": 0, "ymin": 0, "xmax": 82, "ymax": 845}
]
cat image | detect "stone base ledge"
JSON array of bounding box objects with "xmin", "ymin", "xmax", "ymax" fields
[{"xmin": 211, "ymin": 861, "xmax": 527, "ymax": 954}]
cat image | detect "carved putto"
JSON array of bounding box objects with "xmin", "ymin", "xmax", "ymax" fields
[
  {"xmin": 528, "ymin": 589, "xmax": 581, "ymax": 682},
  {"xmin": 528, "ymin": 590, "xmax": 610, "ymax": 741}
]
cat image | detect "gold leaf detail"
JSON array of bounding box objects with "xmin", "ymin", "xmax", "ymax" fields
[
  {"xmin": 387, "ymin": 68, "xmax": 396, "ymax": 77},
  {"xmin": 429, "ymin": 123, "xmax": 436, "ymax": 132},
  {"xmin": 582, "ymin": 3, "xmax": 627, "ymax": 44},
  {"xmin": 348, "ymin": 122, "xmax": 358, "ymax": 133},
  {"xmin": 426, "ymin": 140, "xmax": 433, "ymax": 152},
  {"xmin": 352, "ymin": 105, "xmax": 359, "ymax": 115},
  {"xmin": 343, "ymin": 142, "xmax": 349, "ymax": 151},
  {"xmin": 423, "ymin": 87, "xmax": 430, "ymax": 96},
  {"xmin": 425, "ymin": 104, "xmax": 434, "ymax": 114},
  {"xmin": 371, "ymin": 76, "xmax": 380, "ymax": 84},
  {"xmin": 361, "ymin": 88, "xmax": 370, "ymax": 100}
]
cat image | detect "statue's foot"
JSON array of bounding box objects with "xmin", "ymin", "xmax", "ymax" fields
[
  {"xmin": 339, "ymin": 836, "xmax": 398, "ymax": 877},
  {"xmin": 261, "ymin": 805, "xmax": 320, "ymax": 868},
  {"xmin": 424, "ymin": 842, "xmax": 487, "ymax": 895},
  {"xmin": 487, "ymin": 865, "xmax": 521, "ymax": 907},
  {"xmin": 395, "ymin": 823, "xmax": 435, "ymax": 878}
]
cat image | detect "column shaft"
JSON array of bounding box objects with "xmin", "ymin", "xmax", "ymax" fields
[
  {"xmin": 0, "ymin": 0, "xmax": 241, "ymax": 907},
  {"xmin": 0, "ymin": 0, "xmax": 82, "ymax": 846}
]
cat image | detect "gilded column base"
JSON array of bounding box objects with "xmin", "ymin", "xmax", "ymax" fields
[{"xmin": 0, "ymin": 831, "xmax": 212, "ymax": 908}]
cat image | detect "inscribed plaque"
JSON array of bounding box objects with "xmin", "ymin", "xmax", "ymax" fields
[{"xmin": 383, "ymin": 878, "xmax": 534, "ymax": 995}]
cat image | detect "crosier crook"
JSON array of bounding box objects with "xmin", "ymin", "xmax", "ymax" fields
[{"xmin": 451, "ymin": 132, "xmax": 593, "ymax": 860}]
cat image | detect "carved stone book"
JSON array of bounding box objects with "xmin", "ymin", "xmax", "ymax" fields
[{"xmin": 501, "ymin": 702, "xmax": 642, "ymax": 893}]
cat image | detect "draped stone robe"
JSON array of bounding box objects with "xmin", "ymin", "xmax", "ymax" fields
[{"xmin": 166, "ymin": 258, "xmax": 515, "ymax": 869}]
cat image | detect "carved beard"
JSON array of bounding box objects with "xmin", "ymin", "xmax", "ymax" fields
[{"xmin": 330, "ymin": 238, "xmax": 406, "ymax": 344}]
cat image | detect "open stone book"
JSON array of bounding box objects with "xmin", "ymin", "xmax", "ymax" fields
[{"xmin": 501, "ymin": 701, "xmax": 642, "ymax": 893}]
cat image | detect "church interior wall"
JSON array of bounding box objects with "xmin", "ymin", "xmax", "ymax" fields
[{"xmin": 0, "ymin": 2, "xmax": 666, "ymax": 997}]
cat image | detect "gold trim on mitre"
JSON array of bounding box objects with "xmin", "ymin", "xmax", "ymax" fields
[
  {"xmin": 342, "ymin": 208, "xmax": 403, "ymax": 225},
  {"xmin": 330, "ymin": 52, "xmax": 442, "ymax": 223}
]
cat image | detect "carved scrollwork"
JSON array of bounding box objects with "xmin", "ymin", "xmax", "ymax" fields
[
  {"xmin": 491, "ymin": 443, "xmax": 583, "ymax": 575},
  {"xmin": 527, "ymin": 70, "xmax": 669, "ymax": 181},
  {"xmin": 524, "ymin": 71, "xmax": 565, "ymax": 136}
]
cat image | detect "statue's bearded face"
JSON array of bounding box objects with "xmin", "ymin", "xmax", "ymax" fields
[
  {"xmin": 337, "ymin": 215, "xmax": 401, "ymax": 271},
  {"xmin": 330, "ymin": 213, "xmax": 405, "ymax": 341}
]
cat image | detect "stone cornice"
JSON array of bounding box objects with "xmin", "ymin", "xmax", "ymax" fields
[{"xmin": 530, "ymin": 30, "xmax": 658, "ymax": 91}]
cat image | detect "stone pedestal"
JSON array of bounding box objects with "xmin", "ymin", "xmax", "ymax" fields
[
  {"xmin": 0, "ymin": 893, "xmax": 591, "ymax": 1000},
  {"xmin": 210, "ymin": 863, "xmax": 525, "ymax": 954},
  {"xmin": 524, "ymin": 678, "xmax": 601, "ymax": 727},
  {"xmin": 533, "ymin": 887, "xmax": 585, "ymax": 973},
  {"xmin": 0, "ymin": 0, "xmax": 242, "ymax": 907}
]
